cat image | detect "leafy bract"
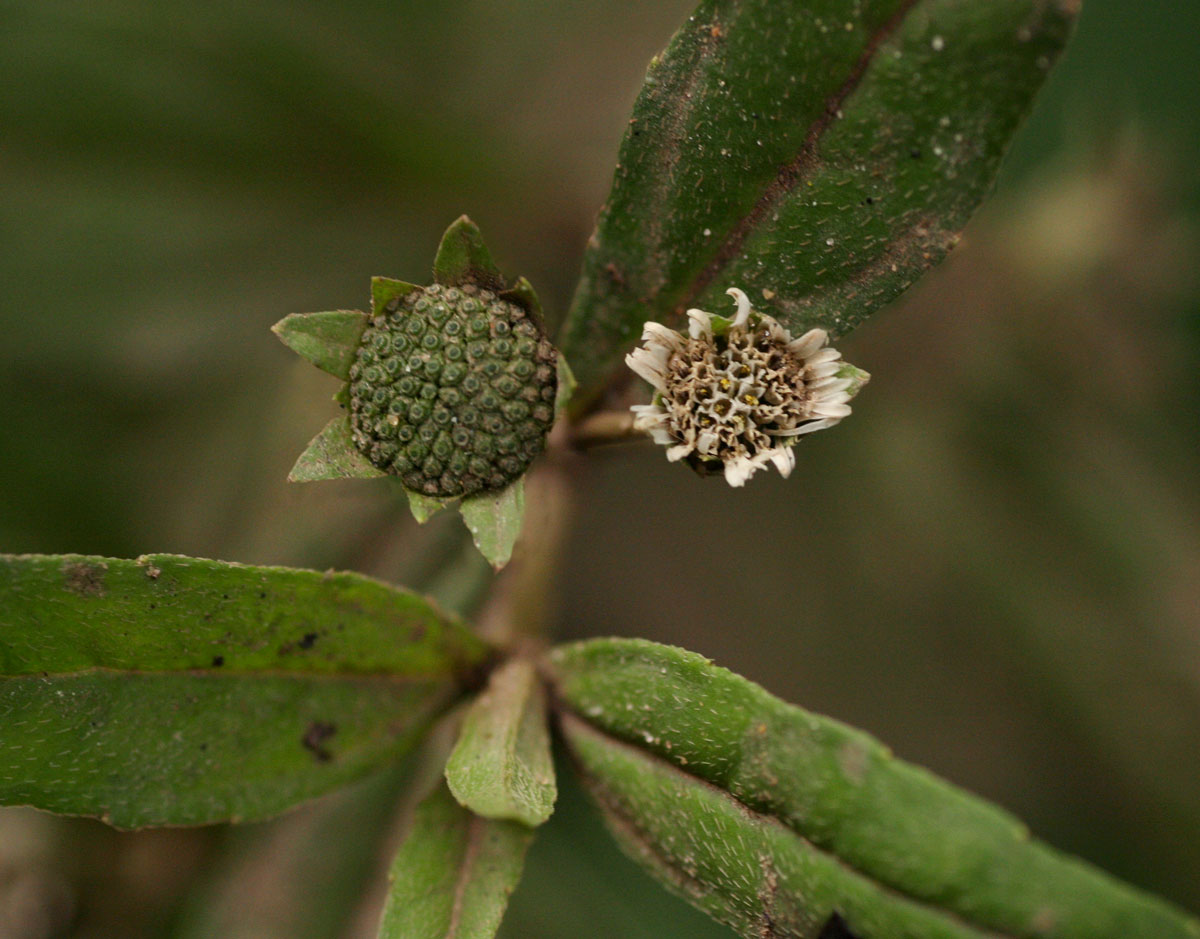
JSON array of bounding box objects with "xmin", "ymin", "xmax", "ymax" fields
[
  {"xmin": 560, "ymin": 0, "xmax": 1080, "ymax": 407},
  {"xmin": 272, "ymin": 310, "xmax": 368, "ymax": 380},
  {"xmin": 459, "ymin": 481, "xmax": 525, "ymax": 571},
  {"xmin": 277, "ymin": 218, "xmax": 552, "ymax": 570},
  {"xmin": 445, "ymin": 659, "xmax": 556, "ymax": 827},
  {"xmin": 0, "ymin": 553, "xmax": 491, "ymax": 827},
  {"xmin": 433, "ymin": 215, "xmax": 506, "ymax": 291},
  {"xmin": 378, "ymin": 781, "xmax": 533, "ymax": 939},
  {"xmin": 289, "ymin": 415, "xmax": 385, "ymax": 482},
  {"xmin": 408, "ymin": 488, "xmax": 452, "ymax": 524},
  {"xmin": 550, "ymin": 639, "xmax": 1200, "ymax": 939}
]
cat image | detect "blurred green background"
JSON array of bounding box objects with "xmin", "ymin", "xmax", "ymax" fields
[{"xmin": 2, "ymin": 0, "xmax": 1198, "ymax": 936}]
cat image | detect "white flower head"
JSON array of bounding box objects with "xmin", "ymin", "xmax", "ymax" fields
[{"xmin": 625, "ymin": 288, "xmax": 868, "ymax": 487}]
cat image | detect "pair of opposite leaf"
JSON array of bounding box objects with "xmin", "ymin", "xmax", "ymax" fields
[
  {"xmin": 275, "ymin": 217, "xmax": 869, "ymax": 567},
  {"xmin": 385, "ymin": 637, "xmax": 1200, "ymax": 939}
]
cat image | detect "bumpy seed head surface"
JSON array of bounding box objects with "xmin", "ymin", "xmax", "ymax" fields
[{"xmin": 348, "ymin": 283, "xmax": 558, "ymax": 497}]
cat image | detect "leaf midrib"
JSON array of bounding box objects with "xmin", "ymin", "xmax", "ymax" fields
[
  {"xmin": 446, "ymin": 812, "xmax": 488, "ymax": 938},
  {"xmin": 561, "ymin": 707, "xmax": 1013, "ymax": 939},
  {"xmin": 0, "ymin": 665, "xmax": 454, "ymax": 683},
  {"xmin": 674, "ymin": 0, "xmax": 923, "ymax": 317}
]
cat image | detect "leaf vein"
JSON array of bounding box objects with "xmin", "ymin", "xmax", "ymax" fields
[
  {"xmin": 678, "ymin": 0, "xmax": 923, "ymax": 314},
  {"xmin": 561, "ymin": 708, "xmax": 1012, "ymax": 939}
]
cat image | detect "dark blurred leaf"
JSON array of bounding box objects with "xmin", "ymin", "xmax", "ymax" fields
[
  {"xmin": 272, "ymin": 310, "xmax": 368, "ymax": 380},
  {"xmin": 445, "ymin": 659, "xmax": 556, "ymax": 827},
  {"xmin": 560, "ymin": 0, "xmax": 1079, "ymax": 407},
  {"xmin": 0, "ymin": 553, "xmax": 490, "ymax": 827},
  {"xmin": 172, "ymin": 761, "xmax": 412, "ymax": 939},
  {"xmin": 378, "ymin": 781, "xmax": 533, "ymax": 939},
  {"xmin": 551, "ymin": 639, "xmax": 1200, "ymax": 938}
]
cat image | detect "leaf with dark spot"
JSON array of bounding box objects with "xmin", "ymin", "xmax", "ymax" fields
[
  {"xmin": 302, "ymin": 721, "xmax": 337, "ymax": 763},
  {"xmin": 63, "ymin": 560, "xmax": 106, "ymax": 597},
  {"xmin": 552, "ymin": 639, "xmax": 1200, "ymax": 939},
  {"xmin": 818, "ymin": 913, "xmax": 862, "ymax": 939},
  {"xmin": 0, "ymin": 553, "xmax": 492, "ymax": 828}
]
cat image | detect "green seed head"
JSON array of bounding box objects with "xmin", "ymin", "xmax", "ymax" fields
[{"xmin": 349, "ymin": 283, "xmax": 558, "ymax": 497}]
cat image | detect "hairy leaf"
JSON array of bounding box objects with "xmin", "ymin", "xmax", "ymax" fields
[
  {"xmin": 551, "ymin": 639, "xmax": 1200, "ymax": 938},
  {"xmin": 446, "ymin": 659, "xmax": 556, "ymax": 827},
  {"xmin": 560, "ymin": 0, "xmax": 1079, "ymax": 406},
  {"xmin": 272, "ymin": 310, "xmax": 368, "ymax": 380},
  {"xmin": 0, "ymin": 553, "xmax": 491, "ymax": 827},
  {"xmin": 563, "ymin": 712, "xmax": 992, "ymax": 938},
  {"xmin": 378, "ymin": 781, "xmax": 533, "ymax": 939}
]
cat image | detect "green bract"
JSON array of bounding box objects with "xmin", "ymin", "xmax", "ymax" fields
[{"xmin": 274, "ymin": 215, "xmax": 567, "ymax": 569}]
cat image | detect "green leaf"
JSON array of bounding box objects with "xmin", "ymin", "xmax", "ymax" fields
[
  {"xmin": 559, "ymin": 0, "xmax": 1079, "ymax": 407},
  {"xmin": 432, "ymin": 215, "xmax": 505, "ymax": 291},
  {"xmin": 554, "ymin": 354, "xmax": 577, "ymax": 419},
  {"xmin": 550, "ymin": 639, "xmax": 1200, "ymax": 939},
  {"xmin": 499, "ymin": 276, "xmax": 547, "ymax": 330},
  {"xmin": 564, "ymin": 712, "xmax": 992, "ymax": 939},
  {"xmin": 288, "ymin": 415, "xmax": 385, "ymax": 482},
  {"xmin": 378, "ymin": 781, "xmax": 533, "ymax": 939},
  {"xmin": 0, "ymin": 553, "xmax": 492, "ymax": 827},
  {"xmin": 459, "ymin": 480, "xmax": 525, "ymax": 571},
  {"xmin": 445, "ymin": 659, "xmax": 556, "ymax": 827},
  {"xmin": 271, "ymin": 310, "xmax": 368, "ymax": 380},
  {"xmin": 408, "ymin": 488, "xmax": 452, "ymax": 525},
  {"xmin": 371, "ymin": 276, "xmax": 423, "ymax": 317}
]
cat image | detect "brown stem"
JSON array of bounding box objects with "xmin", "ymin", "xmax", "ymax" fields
[
  {"xmin": 474, "ymin": 424, "xmax": 580, "ymax": 650},
  {"xmin": 569, "ymin": 410, "xmax": 645, "ymax": 450}
]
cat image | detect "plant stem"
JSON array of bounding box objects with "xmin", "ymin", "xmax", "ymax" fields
[
  {"xmin": 569, "ymin": 410, "xmax": 643, "ymax": 450},
  {"xmin": 476, "ymin": 426, "xmax": 579, "ymax": 650}
]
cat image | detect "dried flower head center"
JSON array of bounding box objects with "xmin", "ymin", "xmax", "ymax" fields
[
  {"xmin": 663, "ymin": 326, "xmax": 808, "ymax": 459},
  {"xmin": 625, "ymin": 287, "xmax": 867, "ymax": 486}
]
